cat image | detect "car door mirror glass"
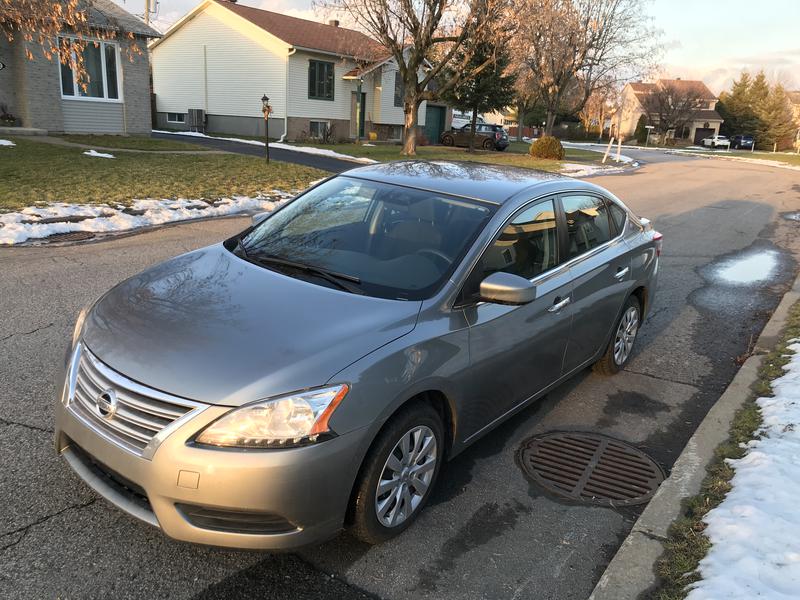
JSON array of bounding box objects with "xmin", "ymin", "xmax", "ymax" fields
[{"xmin": 479, "ymin": 272, "xmax": 537, "ymax": 305}]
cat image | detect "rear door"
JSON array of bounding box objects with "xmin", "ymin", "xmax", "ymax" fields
[
  {"xmin": 460, "ymin": 197, "xmax": 574, "ymax": 440},
  {"xmin": 559, "ymin": 194, "xmax": 635, "ymax": 373}
]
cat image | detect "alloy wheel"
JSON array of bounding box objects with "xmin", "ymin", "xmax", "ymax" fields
[
  {"xmin": 613, "ymin": 306, "xmax": 639, "ymax": 365},
  {"xmin": 374, "ymin": 425, "xmax": 437, "ymax": 528}
]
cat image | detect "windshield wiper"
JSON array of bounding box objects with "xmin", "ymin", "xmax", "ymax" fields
[{"xmin": 247, "ymin": 254, "xmax": 363, "ymax": 295}]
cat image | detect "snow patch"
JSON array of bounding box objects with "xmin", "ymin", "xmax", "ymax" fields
[
  {"xmin": 687, "ymin": 341, "xmax": 800, "ymax": 599},
  {"xmin": 153, "ymin": 130, "xmax": 378, "ymax": 164},
  {"xmin": 559, "ymin": 163, "xmax": 628, "ymax": 178},
  {"xmin": 0, "ymin": 139, "xmax": 16, "ymax": 147},
  {"xmin": 0, "ymin": 193, "xmax": 296, "ymax": 245},
  {"xmin": 83, "ymin": 149, "xmax": 115, "ymax": 159},
  {"xmin": 714, "ymin": 250, "xmax": 779, "ymax": 285}
]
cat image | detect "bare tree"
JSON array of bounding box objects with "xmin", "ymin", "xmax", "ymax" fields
[
  {"xmin": 513, "ymin": 0, "xmax": 659, "ymax": 136},
  {"xmin": 0, "ymin": 0, "xmax": 139, "ymax": 87},
  {"xmin": 318, "ymin": 0, "xmax": 511, "ymax": 155},
  {"xmin": 639, "ymin": 81, "xmax": 704, "ymax": 142}
]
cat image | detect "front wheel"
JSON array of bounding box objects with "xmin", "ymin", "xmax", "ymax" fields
[
  {"xmin": 594, "ymin": 296, "xmax": 641, "ymax": 375},
  {"xmin": 482, "ymin": 138, "xmax": 495, "ymax": 150},
  {"xmin": 441, "ymin": 135, "xmax": 454, "ymax": 146},
  {"xmin": 349, "ymin": 403, "xmax": 443, "ymax": 544}
]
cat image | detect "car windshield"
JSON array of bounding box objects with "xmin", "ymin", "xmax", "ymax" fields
[{"xmin": 236, "ymin": 177, "xmax": 496, "ymax": 300}]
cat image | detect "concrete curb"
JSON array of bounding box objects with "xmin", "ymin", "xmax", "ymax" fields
[{"xmin": 589, "ymin": 274, "xmax": 800, "ymax": 600}]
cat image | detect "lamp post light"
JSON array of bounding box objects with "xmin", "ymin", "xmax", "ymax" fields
[{"xmin": 261, "ymin": 94, "xmax": 271, "ymax": 163}]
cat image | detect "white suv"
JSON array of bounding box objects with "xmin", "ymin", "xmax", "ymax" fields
[{"xmin": 701, "ymin": 135, "xmax": 730, "ymax": 149}]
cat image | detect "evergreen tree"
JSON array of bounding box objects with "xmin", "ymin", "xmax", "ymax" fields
[
  {"xmin": 718, "ymin": 71, "xmax": 758, "ymax": 135},
  {"xmin": 441, "ymin": 39, "xmax": 517, "ymax": 151},
  {"xmin": 634, "ymin": 115, "xmax": 648, "ymax": 144},
  {"xmin": 755, "ymin": 84, "xmax": 796, "ymax": 150}
]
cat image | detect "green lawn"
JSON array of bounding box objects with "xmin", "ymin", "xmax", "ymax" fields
[
  {"xmin": 0, "ymin": 137, "xmax": 326, "ymax": 210},
  {"xmin": 289, "ymin": 141, "xmax": 601, "ymax": 170},
  {"xmin": 727, "ymin": 149, "xmax": 800, "ymax": 166},
  {"xmin": 59, "ymin": 134, "xmax": 212, "ymax": 151}
]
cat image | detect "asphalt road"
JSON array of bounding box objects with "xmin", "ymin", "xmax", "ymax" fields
[
  {"xmin": 2, "ymin": 155, "xmax": 800, "ymax": 599},
  {"xmin": 151, "ymin": 131, "xmax": 357, "ymax": 172}
]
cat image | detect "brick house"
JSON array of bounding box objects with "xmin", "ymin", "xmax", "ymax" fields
[
  {"xmin": 618, "ymin": 79, "xmax": 724, "ymax": 144},
  {"xmin": 0, "ymin": 0, "xmax": 160, "ymax": 134},
  {"xmin": 149, "ymin": 0, "xmax": 451, "ymax": 142}
]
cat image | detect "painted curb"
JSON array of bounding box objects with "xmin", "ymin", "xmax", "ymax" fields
[{"xmin": 589, "ymin": 273, "xmax": 800, "ymax": 600}]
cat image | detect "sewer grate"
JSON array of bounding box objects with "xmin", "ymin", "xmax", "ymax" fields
[
  {"xmin": 518, "ymin": 432, "xmax": 665, "ymax": 507},
  {"xmin": 44, "ymin": 231, "xmax": 96, "ymax": 243}
]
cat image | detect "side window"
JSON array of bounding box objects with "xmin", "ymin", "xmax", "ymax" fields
[
  {"xmin": 607, "ymin": 201, "xmax": 627, "ymax": 235},
  {"xmin": 461, "ymin": 199, "xmax": 558, "ymax": 301},
  {"xmin": 561, "ymin": 195, "xmax": 613, "ymax": 259}
]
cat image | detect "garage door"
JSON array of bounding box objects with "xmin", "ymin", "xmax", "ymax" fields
[{"xmin": 693, "ymin": 128, "xmax": 714, "ymax": 144}]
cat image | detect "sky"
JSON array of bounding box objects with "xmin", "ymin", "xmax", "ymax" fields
[{"xmin": 113, "ymin": 0, "xmax": 800, "ymax": 94}]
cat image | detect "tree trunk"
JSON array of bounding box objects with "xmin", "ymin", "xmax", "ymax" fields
[
  {"xmin": 402, "ymin": 101, "xmax": 419, "ymax": 156},
  {"xmin": 516, "ymin": 102, "xmax": 525, "ymax": 142},
  {"xmin": 468, "ymin": 107, "xmax": 478, "ymax": 153},
  {"xmin": 545, "ymin": 110, "xmax": 556, "ymax": 136}
]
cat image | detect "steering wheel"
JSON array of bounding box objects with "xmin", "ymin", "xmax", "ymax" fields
[{"xmin": 415, "ymin": 248, "xmax": 453, "ymax": 269}]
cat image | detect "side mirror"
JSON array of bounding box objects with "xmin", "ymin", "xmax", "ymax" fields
[
  {"xmin": 479, "ymin": 272, "xmax": 537, "ymax": 305},
  {"xmin": 251, "ymin": 212, "xmax": 270, "ymax": 226}
]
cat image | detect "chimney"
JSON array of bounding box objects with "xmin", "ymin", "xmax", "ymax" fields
[{"xmin": 328, "ymin": 19, "xmax": 340, "ymax": 27}]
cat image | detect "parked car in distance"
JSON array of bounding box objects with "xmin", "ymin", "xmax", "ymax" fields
[
  {"xmin": 56, "ymin": 162, "xmax": 661, "ymax": 550},
  {"xmin": 701, "ymin": 134, "xmax": 730, "ymax": 149},
  {"xmin": 451, "ymin": 111, "xmax": 485, "ymax": 129},
  {"xmin": 730, "ymin": 134, "xmax": 754, "ymax": 150},
  {"xmin": 441, "ymin": 123, "xmax": 510, "ymax": 151}
]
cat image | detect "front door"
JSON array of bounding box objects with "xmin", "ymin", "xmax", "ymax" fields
[
  {"xmin": 425, "ymin": 105, "xmax": 445, "ymax": 145},
  {"xmin": 460, "ymin": 197, "xmax": 573, "ymax": 440},
  {"xmin": 559, "ymin": 194, "xmax": 633, "ymax": 373},
  {"xmin": 350, "ymin": 92, "xmax": 366, "ymax": 138}
]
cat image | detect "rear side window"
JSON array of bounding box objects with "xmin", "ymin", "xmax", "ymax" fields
[
  {"xmin": 607, "ymin": 201, "xmax": 627, "ymax": 235},
  {"xmin": 561, "ymin": 195, "xmax": 613, "ymax": 259}
]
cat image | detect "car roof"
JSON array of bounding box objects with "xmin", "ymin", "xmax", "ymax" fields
[{"xmin": 341, "ymin": 160, "xmax": 593, "ymax": 205}]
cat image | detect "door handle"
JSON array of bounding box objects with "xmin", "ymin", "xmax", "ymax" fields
[
  {"xmin": 614, "ymin": 267, "xmax": 630, "ymax": 280},
  {"xmin": 547, "ymin": 296, "xmax": 571, "ymax": 313}
]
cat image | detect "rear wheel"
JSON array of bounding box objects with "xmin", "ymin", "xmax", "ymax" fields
[
  {"xmin": 594, "ymin": 296, "xmax": 641, "ymax": 375},
  {"xmin": 349, "ymin": 403, "xmax": 443, "ymax": 544},
  {"xmin": 482, "ymin": 138, "xmax": 494, "ymax": 150},
  {"xmin": 442, "ymin": 134, "xmax": 454, "ymax": 146}
]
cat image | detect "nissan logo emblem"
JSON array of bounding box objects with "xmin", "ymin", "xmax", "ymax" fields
[{"xmin": 94, "ymin": 389, "xmax": 118, "ymax": 420}]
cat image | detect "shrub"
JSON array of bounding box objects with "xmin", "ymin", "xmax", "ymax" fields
[{"xmin": 529, "ymin": 135, "xmax": 565, "ymax": 160}]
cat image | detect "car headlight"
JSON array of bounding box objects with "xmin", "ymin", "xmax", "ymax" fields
[{"xmin": 194, "ymin": 384, "xmax": 349, "ymax": 448}]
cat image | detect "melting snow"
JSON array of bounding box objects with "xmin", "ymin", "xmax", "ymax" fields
[
  {"xmin": 560, "ymin": 163, "xmax": 628, "ymax": 178},
  {"xmin": 0, "ymin": 139, "xmax": 15, "ymax": 147},
  {"xmin": 83, "ymin": 149, "xmax": 115, "ymax": 159},
  {"xmin": 687, "ymin": 341, "xmax": 800, "ymax": 599},
  {"xmin": 0, "ymin": 194, "xmax": 295, "ymax": 245},
  {"xmin": 715, "ymin": 250, "xmax": 779, "ymax": 285},
  {"xmin": 153, "ymin": 130, "xmax": 378, "ymax": 164}
]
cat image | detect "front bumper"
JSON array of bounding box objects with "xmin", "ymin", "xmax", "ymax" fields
[{"xmin": 55, "ymin": 386, "xmax": 368, "ymax": 550}]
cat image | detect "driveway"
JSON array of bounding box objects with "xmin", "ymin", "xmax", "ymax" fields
[
  {"xmin": 1, "ymin": 159, "xmax": 800, "ymax": 599},
  {"xmin": 151, "ymin": 131, "xmax": 356, "ymax": 172}
]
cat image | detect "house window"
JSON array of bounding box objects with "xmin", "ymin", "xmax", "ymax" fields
[
  {"xmin": 393, "ymin": 71, "xmax": 404, "ymax": 108},
  {"xmin": 59, "ymin": 37, "xmax": 121, "ymax": 101},
  {"xmin": 309, "ymin": 120, "xmax": 330, "ymax": 139},
  {"xmin": 388, "ymin": 125, "xmax": 403, "ymax": 140},
  {"xmin": 167, "ymin": 113, "xmax": 186, "ymax": 124},
  {"xmin": 308, "ymin": 60, "xmax": 334, "ymax": 101}
]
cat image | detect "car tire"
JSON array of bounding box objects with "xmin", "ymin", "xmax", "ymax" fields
[
  {"xmin": 442, "ymin": 135, "xmax": 454, "ymax": 146},
  {"xmin": 482, "ymin": 139, "xmax": 494, "ymax": 150},
  {"xmin": 594, "ymin": 295, "xmax": 641, "ymax": 376},
  {"xmin": 349, "ymin": 402, "xmax": 444, "ymax": 545}
]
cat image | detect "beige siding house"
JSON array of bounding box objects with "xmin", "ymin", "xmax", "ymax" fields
[
  {"xmin": 618, "ymin": 79, "xmax": 724, "ymax": 144},
  {"xmin": 0, "ymin": 0, "xmax": 159, "ymax": 134},
  {"xmin": 150, "ymin": 0, "xmax": 451, "ymax": 142}
]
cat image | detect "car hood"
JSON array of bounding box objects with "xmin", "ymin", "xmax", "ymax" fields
[{"xmin": 82, "ymin": 245, "xmax": 421, "ymax": 406}]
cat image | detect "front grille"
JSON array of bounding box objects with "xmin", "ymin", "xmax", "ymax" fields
[
  {"xmin": 69, "ymin": 345, "xmax": 203, "ymax": 458},
  {"xmin": 175, "ymin": 503, "xmax": 297, "ymax": 535}
]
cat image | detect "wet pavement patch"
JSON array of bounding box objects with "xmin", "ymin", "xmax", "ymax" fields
[
  {"xmin": 713, "ymin": 249, "xmax": 779, "ymax": 284},
  {"xmin": 518, "ymin": 432, "xmax": 665, "ymax": 507},
  {"xmin": 782, "ymin": 212, "xmax": 800, "ymax": 222}
]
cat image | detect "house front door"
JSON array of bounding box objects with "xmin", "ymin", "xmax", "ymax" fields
[{"xmin": 350, "ymin": 92, "xmax": 366, "ymax": 138}]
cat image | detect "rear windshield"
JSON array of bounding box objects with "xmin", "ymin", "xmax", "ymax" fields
[{"xmin": 236, "ymin": 177, "xmax": 496, "ymax": 300}]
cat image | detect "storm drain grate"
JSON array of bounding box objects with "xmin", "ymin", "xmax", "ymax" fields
[
  {"xmin": 518, "ymin": 432, "xmax": 665, "ymax": 507},
  {"xmin": 44, "ymin": 231, "xmax": 96, "ymax": 243}
]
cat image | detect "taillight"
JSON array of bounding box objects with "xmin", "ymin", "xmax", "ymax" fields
[
  {"xmin": 495, "ymin": 132, "xmax": 502, "ymax": 140},
  {"xmin": 653, "ymin": 231, "xmax": 663, "ymax": 256}
]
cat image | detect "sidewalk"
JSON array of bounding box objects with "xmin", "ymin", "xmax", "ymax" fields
[{"xmin": 591, "ymin": 273, "xmax": 800, "ymax": 599}]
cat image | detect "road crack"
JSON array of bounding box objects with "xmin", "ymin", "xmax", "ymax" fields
[
  {"xmin": 0, "ymin": 322, "xmax": 55, "ymax": 343},
  {"xmin": 0, "ymin": 418, "xmax": 54, "ymax": 434},
  {"xmin": 623, "ymin": 368, "xmax": 699, "ymax": 389},
  {"xmin": 0, "ymin": 499, "xmax": 96, "ymax": 554}
]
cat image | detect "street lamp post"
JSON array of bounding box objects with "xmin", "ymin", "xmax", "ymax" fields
[
  {"xmin": 644, "ymin": 125, "xmax": 654, "ymax": 147},
  {"xmin": 261, "ymin": 94, "xmax": 271, "ymax": 164}
]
